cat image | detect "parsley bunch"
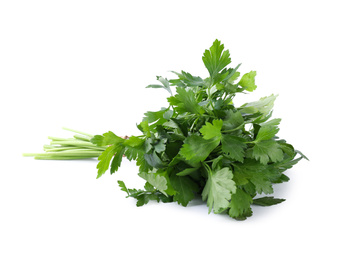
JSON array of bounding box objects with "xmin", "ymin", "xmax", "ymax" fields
[
  {"xmin": 91, "ymin": 39, "xmax": 306, "ymax": 220},
  {"xmin": 25, "ymin": 40, "xmax": 306, "ymax": 220}
]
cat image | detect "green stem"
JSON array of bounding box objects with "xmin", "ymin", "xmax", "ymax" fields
[
  {"xmin": 44, "ymin": 146, "xmax": 105, "ymax": 152},
  {"xmin": 221, "ymin": 123, "xmax": 245, "ymax": 133},
  {"xmin": 202, "ymin": 162, "xmax": 212, "ymax": 175},
  {"xmin": 24, "ymin": 150, "xmax": 102, "ymax": 156},
  {"xmin": 62, "ymin": 127, "xmax": 94, "ymax": 138},
  {"xmin": 74, "ymin": 134, "xmax": 91, "ymax": 141},
  {"xmin": 50, "ymin": 140, "xmax": 98, "ymax": 147},
  {"xmin": 48, "ymin": 136, "xmax": 70, "ymax": 141},
  {"xmin": 24, "ymin": 128, "xmax": 107, "ymax": 160},
  {"xmin": 34, "ymin": 156, "xmax": 99, "ymax": 160},
  {"xmin": 189, "ymin": 117, "xmax": 200, "ymax": 132}
]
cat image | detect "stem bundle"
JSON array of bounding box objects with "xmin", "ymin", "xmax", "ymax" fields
[{"xmin": 23, "ymin": 128, "xmax": 106, "ymax": 160}]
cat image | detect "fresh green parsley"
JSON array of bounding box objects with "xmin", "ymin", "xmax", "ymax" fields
[{"xmin": 24, "ymin": 40, "xmax": 307, "ymax": 220}]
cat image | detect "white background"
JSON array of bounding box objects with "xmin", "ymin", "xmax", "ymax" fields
[{"xmin": 1, "ymin": 0, "xmax": 358, "ymax": 259}]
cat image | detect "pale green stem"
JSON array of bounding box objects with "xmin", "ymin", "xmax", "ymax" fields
[
  {"xmin": 24, "ymin": 151, "xmax": 102, "ymax": 157},
  {"xmin": 34, "ymin": 156, "xmax": 98, "ymax": 160},
  {"xmin": 50, "ymin": 140, "xmax": 98, "ymax": 147},
  {"xmin": 73, "ymin": 134, "xmax": 91, "ymax": 142},
  {"xmin": 24, "ymin": 128, "xmax": 106, "ymax": 160},
  {"xmin": 62, "ymin": 127, "xmax": 94, "ymax": 138}
]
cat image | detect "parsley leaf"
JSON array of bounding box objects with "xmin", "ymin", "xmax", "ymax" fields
[
  {"xmin": 239, "ymin": 71, "xmax": 257, "ymax": 92},
  {"xmin": 221, "ymin": 135, "xmax": 247, "ymax": 162},
  {"xmin": 255, "ymin": 125, "xmax": 279, "ymax": 142},
  {"xmin": 240, "ymin": 94, "xmax": 278, "ymax": 117},
  {"xmin": 199, "ymin": 119, "xmax": 223, "ymax": 140},
  {"xmin": 146, "ymin": 76, "xmax": 172, "ymax": 95},
  {"xmin": 91, "ymin": 131, "xmax": 123, "ymax": 146},
  {"xmin": 168, "ymin": 87, "xmax": 205, "ymax": 115},
  {"xmin": 138, "ymin": 171, "xmax": 168, "ymax": 196},
  {"xmin": 170, "ymin": 71, "xmax": 205, "ymax": 87},
  {"xmin": 252, "ymin": 140, "xmax": 284, "ymax": 165},
  {"xmin": 202, "ymin": 39, "xmax": 231, "ymax": 84},
  {"xmin": 229, "ymin": 188, "xmax": 253, "ymax": 220},
  {"xmin": 96, "ymin": 144, "xmax": 121, "ymax": 178},
  {"xmin": 180, "ymin": 135, "xmax": 220, "ymax": 164},
  {"xmin": 170, "ymin": 174, "xmax": 199, "ymax": 206},
  {"xmin": 232, "ymin": 160, "xmax": 274, "ymax": 194},
  {"xmin": 222, "ymin": 110, "xmax": 244, "ymax": 131},
  {"xmin": 202, "ymin": 167, "xmax": 236, "ymax": 214},
  {"xmin": 252, "ymin": 196, "xmax": 285, "ymax": 206}
]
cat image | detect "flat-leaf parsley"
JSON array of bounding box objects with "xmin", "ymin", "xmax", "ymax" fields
[{"xmin": 24, "ymin": 40, "xmax": 307, "ymax": 220}]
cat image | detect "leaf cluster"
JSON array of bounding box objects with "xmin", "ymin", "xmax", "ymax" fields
[{"xmin": 91, "ymin": 40, "xmax": 307, "ymax": 220}]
